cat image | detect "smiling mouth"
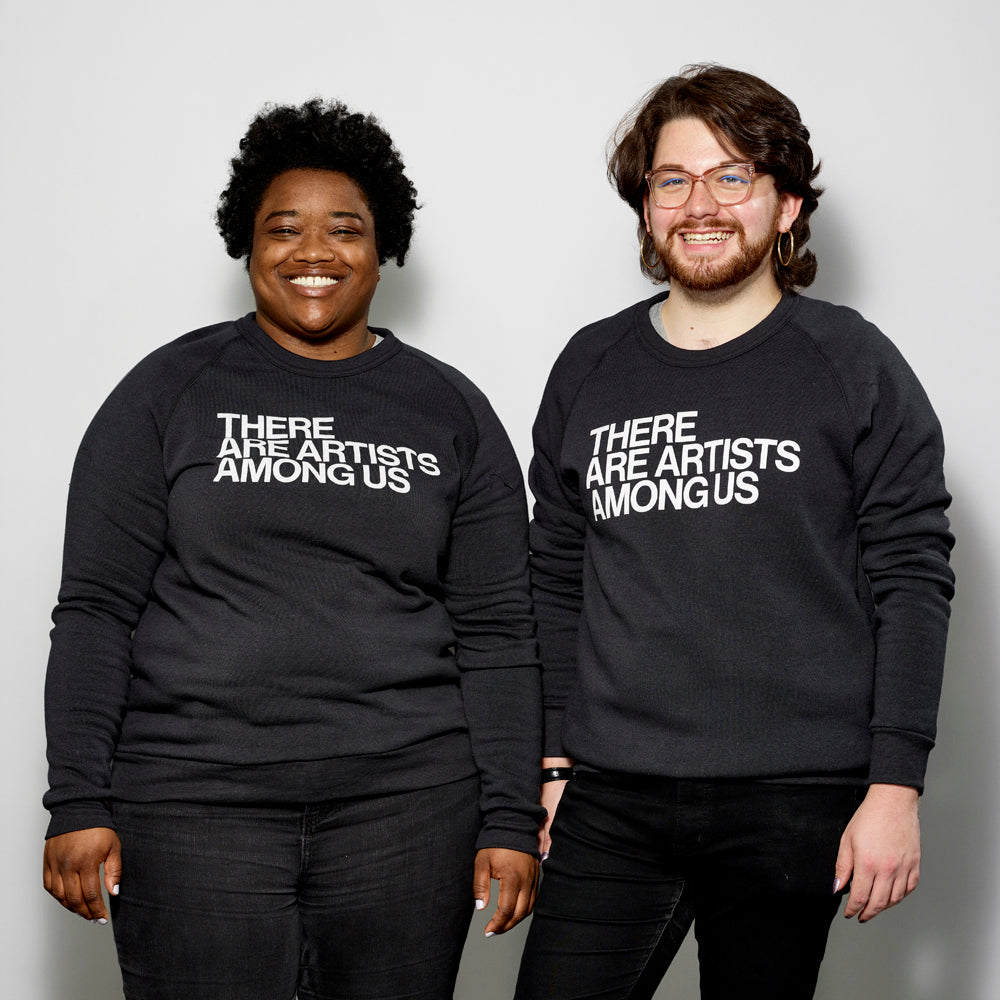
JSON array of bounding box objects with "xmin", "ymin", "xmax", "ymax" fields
[
  {"xmin": 289, "ymin": 276, "xmax": 341, "ymax": 287},
  {"xmin": 681, "ymin": 232, "xmax": 733, "ymax": 244}
]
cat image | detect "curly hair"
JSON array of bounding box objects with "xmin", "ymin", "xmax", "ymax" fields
[
  {"xmin": 217, "ymin": 99, "xmax": 418, "ymax": 267},
  {"xmin": 608, "ymin": 65, "xmax": 822, "ymax": 292}
]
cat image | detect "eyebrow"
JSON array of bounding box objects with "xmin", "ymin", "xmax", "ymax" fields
[{"xmin": 261, "ymin": 209, "xmax": 366, "ymax": 222}]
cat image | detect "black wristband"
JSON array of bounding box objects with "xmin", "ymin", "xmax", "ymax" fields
[{"xmin": 540, "ymin": 766, "xmax": 574, "ymax": 784}]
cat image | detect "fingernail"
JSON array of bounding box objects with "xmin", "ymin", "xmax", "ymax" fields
[
  {"xmin": 97, "ymin": 918, "xmax": 107, "ymax": 926},
  {"xmin": 485, "ymin": 931, "xmax": 495, "ymax": 939},
  {"xmin": 112, "ymin": 884, "xmax": 120, "ymax": 896},
  {"xmin": 832, "ymin": 878, "xmax": 841, "ymax": 893},
  {"xmin": 540, "ymin": 852, "xmax": 549, "ymax": 863},
  {"xmin": 475, "ymin": 898, "xmax": 485, "ymax": 910}
]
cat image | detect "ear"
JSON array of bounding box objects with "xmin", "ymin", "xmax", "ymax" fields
[
  {"xmin": 778, "ymin": 191, "xmax": 803, "ymax": 232},
  {"xmin": 642, "ymin": 190, "xmax": 652, "ymax": 232}
]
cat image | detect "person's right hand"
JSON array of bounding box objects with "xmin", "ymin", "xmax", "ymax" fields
[{"xmin": 43, "ymin": 827, "xmax": 122, "ymax": 923}]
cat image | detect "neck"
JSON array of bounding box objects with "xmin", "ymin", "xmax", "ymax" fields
[{"xmin": 659, "ymin": 268, "xmax": 783, "ymax": 351}]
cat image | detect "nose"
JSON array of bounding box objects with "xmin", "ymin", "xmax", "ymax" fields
[
  {"xmin": 684, "ymin": 177, "xmax": 719, "ymax": 218},
  {"xmin": 294, "ymin": 230, "xmax": 336, "ymax": 262}
]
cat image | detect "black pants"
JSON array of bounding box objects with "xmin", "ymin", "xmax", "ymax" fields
[
  {"xmin": 110, "ymin": 776, "xmax": 481, "ymax": 1000},
  {"xmin": 515, "ymin": 772, "xmax": 861, "ymax": 1000}
]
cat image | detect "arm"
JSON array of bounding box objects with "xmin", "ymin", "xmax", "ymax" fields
[
  {"xmin": 539, "ymin": 756, "xmax": 574, "ymax": 858},
  {"xmin": 443, "ymin": 386, "xmax": 544, "ymax": 932},
  {"xmin": 43, "ymin": 370, "xmax": 170, "ymax": 911},
  {"xmin": 853, "ymin": 349, "xmax": 954, "ymax": 791},
  {"xmin": 833, "ymin": 342, "xmax": 954, "ymax": 919}
]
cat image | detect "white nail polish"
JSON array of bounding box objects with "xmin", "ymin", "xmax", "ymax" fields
[
  {"xmin": 475, "ymin": 899, "xmax": 485, "ymax": 911},
  {"xmin": 112, "ymin": 884, "xmax": 120, "ymax": 896},
  {"xmin": 97, "ymin": 918, "xmax": 107, "ymax": 926},
  {"xmin": 485, "ymin": 931, "xmax": 495, "ymax": 938}
]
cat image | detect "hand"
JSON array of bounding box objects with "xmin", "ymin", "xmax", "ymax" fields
[
  {"xmin": 43, "ymin": 827, "xmax": 122, "ymax": 923},
  {"xmin": 472, "ymin": 848, "xmax": 539, "ymax": 936},
  {"xmin": 538, "ymin": 756, "xmax": 574, "ymax": 858},
  {"xmin": 834, "ymin": 784, "xmax": 920, "ymax": 923}
]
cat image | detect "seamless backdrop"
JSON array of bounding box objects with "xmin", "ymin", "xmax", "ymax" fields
[{"xmin": 2, "ymin": 2, "xmax": 996, "ymax": 997}]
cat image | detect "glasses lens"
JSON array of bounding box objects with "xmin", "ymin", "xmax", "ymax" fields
[
  {"xmin": 706, "ymin": 166, "xmax": 753, "ymax": 204},
  {"xmin": 649, "ymin": 171, "xmax": 691, "ymax": 208}
]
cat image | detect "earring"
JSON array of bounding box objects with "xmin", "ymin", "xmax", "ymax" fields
[
  {"xmin": 776, "ymin": 230, "xmax": 795, "ymax": 267},
  {"xmin": 640, "ymin": 232, "xmax": 661, "ymax": 270}
]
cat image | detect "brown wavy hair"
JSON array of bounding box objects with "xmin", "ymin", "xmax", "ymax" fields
[{"xmin": 608, "ymin": 64, "xmax": 821, "ymax": 291}]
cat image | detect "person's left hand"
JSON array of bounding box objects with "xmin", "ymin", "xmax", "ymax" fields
[
  {"xmin": 472, "ymin": 848, "xmax": 539, "ymax": 936},
  {"xmin": 834, "ymin": 783, "xmax": 920, "ymax": 923}
]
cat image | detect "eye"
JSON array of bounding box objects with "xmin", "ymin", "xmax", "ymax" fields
[
  {"xmin": 655, "ymin": 174, "xmax": 688, "ymax": 189},
  {"xmin": 717, "ymin": 174, "xmax": 749, "ymax": 187}
]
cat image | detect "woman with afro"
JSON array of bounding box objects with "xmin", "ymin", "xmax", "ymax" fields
[{"xmin": 42, "ymin": 99, "xmax": 542, "ymax": 1000}]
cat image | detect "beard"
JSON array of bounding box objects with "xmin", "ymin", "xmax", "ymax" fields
[{"xmin": 654, "ymin": 205, "xmax": 780, "ymax": 293}]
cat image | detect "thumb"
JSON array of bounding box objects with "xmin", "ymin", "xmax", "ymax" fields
[
  {"xmin": 833, "ymin": 835, "xmax": 853, "ymax": 894},
  {"xmin": 472, "ymin": 849, "xmax": 492, "ymax": 912},
  {"xmin": 104, "ymin": 839, "xmax": 123, "ymax": 897}
]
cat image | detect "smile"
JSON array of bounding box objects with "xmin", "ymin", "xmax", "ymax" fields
[
  {"xmin": 289, "ymin": 276, "xmax": 341, "ymax": 287},
  {"xmin": 681, "ymin": 232, "xmax": 732, "ymax": 244}
]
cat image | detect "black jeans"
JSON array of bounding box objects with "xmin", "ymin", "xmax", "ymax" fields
[
  {"xmin": 514, "ymin": 772, "xmax": 861, "ymax": 1000},
  {"xmin": 110, "ymin": 776, "xmax": 481, "ymax": 1000}
]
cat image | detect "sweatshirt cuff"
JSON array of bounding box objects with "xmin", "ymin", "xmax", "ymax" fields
[
  {"xmin": 867, "ymin": 729, "xmax": 933, "ymax": 792},
  {"xmin": 475, "ymin": 808, "xmax": 545, "ymax": 859},
  {"xmin": 45, "ymin": 801, "xmax": 115, "ymax": 840}
]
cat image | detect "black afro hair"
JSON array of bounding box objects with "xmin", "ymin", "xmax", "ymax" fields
[{"xmin": 216, "ymin": 99, "xmax": 418, "ymax": 267}]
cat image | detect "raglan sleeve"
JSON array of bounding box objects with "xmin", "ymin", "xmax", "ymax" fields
[
  {"xmin": 853, "ymin": 338, "xmax": 955, "ymax": 791},
  {"xmin": 444, "ymin": 387, "xmax": 545, "ymax": 855},
  {"xmin": 528, "ymin": 356, "xmax": 589, "ymax": 759},
  {"xmin": 43, "ymin": 369, "xmax": 170, "ymax": 838}
]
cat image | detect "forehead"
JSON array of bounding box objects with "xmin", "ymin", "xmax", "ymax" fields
[
  {"xmin": 256, "ymin": 169, "xmax": 372, "ymax": 220},
  {"xmin": 651, "ymin": 118, "xmax": 744, "ymax": 170}
]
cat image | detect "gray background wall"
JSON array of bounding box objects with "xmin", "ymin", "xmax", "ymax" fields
[{"xmin": 3, "ymin": 1, "xmax": 996, "ymax": 997}]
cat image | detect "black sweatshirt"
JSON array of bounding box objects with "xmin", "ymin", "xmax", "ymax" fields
[
  {"xmin": 44, "ymin": 315, "xmax": 543, "ymax": 852},
  {"xmin": 531, "ymin": 292, "xmax": 954, "ymax": 790}
]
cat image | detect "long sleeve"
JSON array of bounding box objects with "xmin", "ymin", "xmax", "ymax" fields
[
  {"xmin": 446, "ymin": 387, "xmax": 545, "ymax": 854},
  {"xmin": 528, "ymin": 353, "xmax": 592, "ymax": 759},
  {"xmin": 44, "ymin": 372, "xmax": 169, "ymax": 836},
  {"xmin": 850, "ymin": 342, "xmax": 955, "ymax": 788}
]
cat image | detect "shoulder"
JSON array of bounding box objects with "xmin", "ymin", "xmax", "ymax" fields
[
  {"xmin": 786, "ymin": 295, "xmax": 938, "ymax": 426},
  {"xmin": 544, "ymin": 295, "xmax": 657, "ymax": 402},
  {"xmin": 788, "ymin": 295, "xmax": 913, "ymax": 374},
  {"xmin": 390, "ymin": 339, "xmax": 502, "ymax": 430},
  {"xmin": 82, "ymin": 319, "xmax": 244, "ymax": 440}
]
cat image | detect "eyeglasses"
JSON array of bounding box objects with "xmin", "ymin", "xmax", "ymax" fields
[{"xmin": 645, "ymin": 163, "xmax": 756, "ymax": 209}]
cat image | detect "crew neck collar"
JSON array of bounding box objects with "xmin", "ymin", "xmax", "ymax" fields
[
  {"xmin": 635, "ymin": 290, "xmax": 800, "ymax": 367},
  {"xmin": 236, "ymin": 313, "xmax": 401, "ymax": 376}
]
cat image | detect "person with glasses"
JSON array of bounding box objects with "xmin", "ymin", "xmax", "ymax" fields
[{"xmin": 514, "ymin": 64, "xmax": 954, "ymax": 999}]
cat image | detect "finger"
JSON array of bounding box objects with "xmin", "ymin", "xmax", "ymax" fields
[
  {"xmin": 472, "ymin": 852, "xmax": 492, "ymax": 913},
  {"xmin": 104, "ymin": 840, "xmax": 123, "ymax": 898},
  {"xmin": 539, "ymin": 817, "xmax": 553, "ymax": 860},
  {"xmin": 857, "ymin": 874, "xmax": 892, "ymax": 922},
  {"xmin": 832, "ymin": 836, "xmax": 853, "ymax": 898},
  {"xmin": 843, "ymin": 866, "xmax": 873, "ymax": 920},
  {"xmin": 485, "ymin": 875, "xmax": 520, "ymax": 936}
]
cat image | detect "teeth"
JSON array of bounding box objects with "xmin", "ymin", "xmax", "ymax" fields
[
  {"xmin": 290, "ymin": 276, "xmax": 340, "ymax": 287},
  {"xmin": 682, "ymin": 232, "xmax": 732, "ymax": 243}
]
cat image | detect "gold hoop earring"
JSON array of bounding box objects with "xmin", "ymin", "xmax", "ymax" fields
[
  {"xmin": 640, "ymin": 232, "xmax": 661, "ymax": 270},
  {"xmin": 776, "ymin": 230, "xmax": 794, "ymax": 267}
]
